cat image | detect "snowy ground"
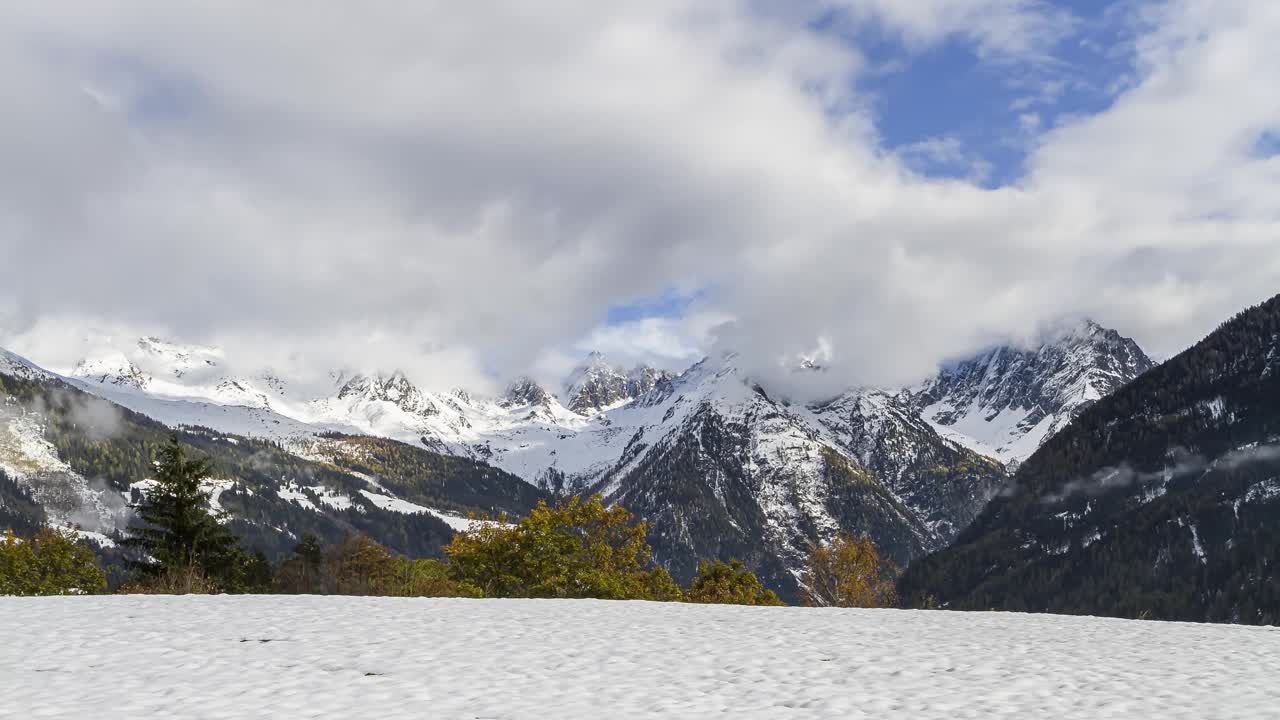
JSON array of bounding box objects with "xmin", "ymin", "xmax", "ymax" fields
[{"xmin": 2, "ymin": 598, "xmax": 1277, "ymax": 719}]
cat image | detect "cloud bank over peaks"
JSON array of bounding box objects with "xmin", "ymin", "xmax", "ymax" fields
[{"xmin": 0, "ymin": 1, "xmax": 1276, "ymax": 393}]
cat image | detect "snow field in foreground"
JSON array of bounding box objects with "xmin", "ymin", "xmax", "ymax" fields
[{"xmin": 2, "ymin": 597, "xmax": 1278, "ymax": 719}]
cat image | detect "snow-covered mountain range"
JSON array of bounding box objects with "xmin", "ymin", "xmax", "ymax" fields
[
  {"xmin": 48, "ymin": 322, "xmax": 1150, "ymax": 471},
  {"xmin": 1, "ymin": 321, "xmax": 1152, "ymax": 595}
]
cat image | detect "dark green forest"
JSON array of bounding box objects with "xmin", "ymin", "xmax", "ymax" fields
[{"xmin": 901, "ymin": 293, "xmax": 1280, "ymax": 624}]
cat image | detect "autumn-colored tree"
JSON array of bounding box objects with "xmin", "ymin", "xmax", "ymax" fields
[
  {"xmin": 800, "ymin": 534, "xmax": 898, "ymax": 608},
  {"xmin": 326, "ymin": 534, "xmax": 402, "ymax": 596},
  {"xmin": 0, "ymin": 527, "xmax": 106, "ymax": 596},
  {"xmin": 444, "ymin": 495, "xmax": 680, "ymax": 601},
  {"xmin": 684, "ymin": 559, "xmax": 784, "ymax": 606}
]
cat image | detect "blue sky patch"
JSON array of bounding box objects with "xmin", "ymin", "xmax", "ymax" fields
[
  {"xmin": 607, "ymin": 289, "xmax": 705, "ymax": 325},
  {"xmin": 1253, "ymin": 129, "xmax": 1280, "ymax": 159},
  {"xmin": 843, "ymin": 0, "xmax": 1143, "ymax": 187}
]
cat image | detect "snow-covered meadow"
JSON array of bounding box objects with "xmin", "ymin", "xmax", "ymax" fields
[{"xmin": 3, "ymin": 598, "xmax": 1278, "ymax": 718}]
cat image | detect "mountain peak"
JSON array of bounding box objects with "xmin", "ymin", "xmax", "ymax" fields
[
  {"xmin": 134, "ymin": 336, "xmax": 222, "ymax": 377},
  {"xmin": 72, "ymin": 351, "xmax": 151, "ymax": 390},
  {"xmin": 563, "ymin": 353, "xmax": 672, "ymax": 415},
  {"xmin": 502, "ymin": 377, "xmax": 552, "ymax": 408},
  {"xmin": 907, "ymin": 321, "xmax": 1154, "ymax": 465},
  {"xmin": 336, "ymin": 371, "xmax": 439, "ymax": 418}
]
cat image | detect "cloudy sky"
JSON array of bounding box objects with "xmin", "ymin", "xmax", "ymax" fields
[{"xmin": 1, "ymin": 1, "xmax": 1277, "ymax": 394}]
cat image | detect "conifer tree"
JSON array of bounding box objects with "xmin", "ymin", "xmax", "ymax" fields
[
  {"xmin": 123, "ymin": 436, "xmax": 240, "ymax": 592},
  {"xmin": 274, "ymin": 532, "xmax": 325, "ymax": 594},
  {"xmin": 294, "ymin": 532, "xmax": 324, "ymax": 568}
]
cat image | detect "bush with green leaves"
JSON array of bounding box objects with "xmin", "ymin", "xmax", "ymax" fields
[
  {"xmin": 444, "ymin": 494, "xmax": 680, "ymax": 600},
  {"xmin": 397, "ymin": 558, "xmax": 483, "ymax": 599},
  {"xmin": 0, "ymin": 527, "xmax": 107, "ymax": 596},
  {"xmin": 685, "ymin": 559, "xmax": 784, "ymax": 606}
]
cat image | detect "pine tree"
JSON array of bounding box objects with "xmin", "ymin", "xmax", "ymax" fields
[
  {"xmin": 294, "ymin": 532, "xmax": 324, "ymax": 568},
  {"xmin": 273, "ymin": 532, "xmax": 325, "ymax": 594},
  {"xmin": 123, "ymin": 436, "xmax": 241, "ymax": 593}
]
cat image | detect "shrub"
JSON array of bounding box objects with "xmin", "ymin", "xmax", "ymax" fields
[
  {"xmin": 116, "ymin": 565, "xmax": 218, "ymax": 595},
  {"xmin": 0, "ymin": 527, "xmax": 107, "ymax": 596},
  {"xmin": 684, "ymin": 559, "xmax": 783, "ymax": 606},
  {"xmin": 800, "ymin": 534, "xmax": 898, "ymax": 608},
  {"xmin": 444, "ymin": 495, "xmax": 680, "ymax": 601},
  {"xmin": 396, "ymin": 558, "xmax": 483, "ymax": 599}
]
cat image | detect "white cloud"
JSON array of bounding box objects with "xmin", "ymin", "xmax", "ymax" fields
[
  {"xmin": 0, "ymin": 1, "xmax": 1277, "ymax": 396},
  {"xmin": 579, "ymin": 311, "xmax": 731, "ymax": 365},
  {"xmin": 896, "ymin": 136, "xmax": 994, "ymax": 182},
  {"xmin": 823, "ymin": 0, "xmax": 1077, "ymax": 59}
]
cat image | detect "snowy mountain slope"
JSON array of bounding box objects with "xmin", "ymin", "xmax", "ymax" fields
[
  {"xmin": 60, "ymin": 341, "xmax": 605, "ymax": 476},
  {"xmin": 0, "ymin": 357, "xmax": 549, "ymax": 561},
  {"xmin": 811, "ymin": 389, "xmax": 1007, "ymax": 542},
  {"xmin": 62, "ymin": 377, "xmax": 333, "ymax": 442},
  {"xmin": 0, "ymin": 348, "xmax": 56, "ymax": 383},
  {"xmin": 903, "ymin": 320, "xmax": 1154, "ymax": 466},
  {"xmin": 1, "ymin": 351, "xmax": 130, "ymax": 538},
  {"xmin": 0, "ymin": 402, "xmax": 129, "ymax": 540}
]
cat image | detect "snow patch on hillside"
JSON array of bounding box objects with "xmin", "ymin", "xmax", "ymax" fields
[{"xmin": 356, "ymin": 490, "xmax": 492, "ymax": 531}]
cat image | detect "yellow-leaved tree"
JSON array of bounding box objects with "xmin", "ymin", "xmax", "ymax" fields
[
  {"xmin": 800, "ymin": 534, "xmax": 898, "ymax": 608},
  {"xmin": 443, "ymin": 494, "xmax": 680, "ymax": 601}
]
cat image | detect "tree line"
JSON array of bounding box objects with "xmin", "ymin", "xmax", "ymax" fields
[{"xmin": 1, "ymin": 436, "xmax": 898, "ymax": 607}]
